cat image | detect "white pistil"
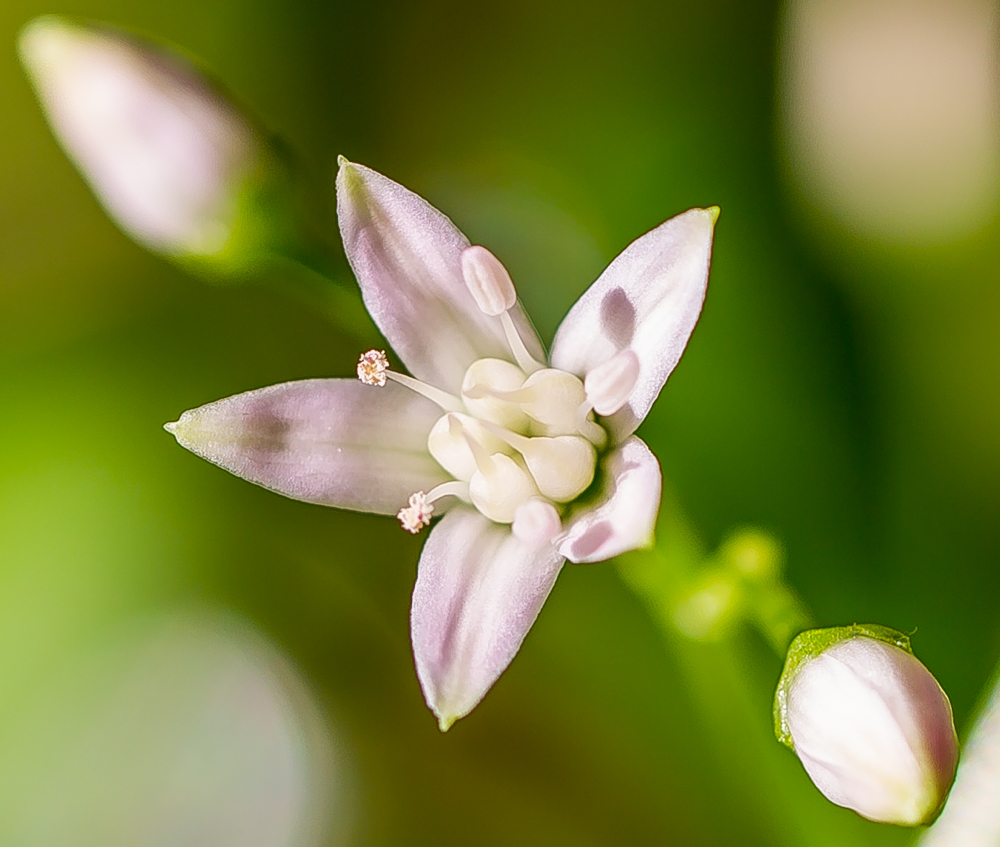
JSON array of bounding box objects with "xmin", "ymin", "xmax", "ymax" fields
[
  {"xmin": 357, "ymin": 349, "xmax": 463, "ymax": 412},
  {"xmin": 397, "ymin": 481, "xmax": 471, "ymax": 534},
  {"xmin": 575, "ymin": 404, "xmax": 607, "ymax": 447}
]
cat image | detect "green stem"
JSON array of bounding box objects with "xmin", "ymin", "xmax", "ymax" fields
[
  {"xmin": 616, "ymin": 493, "xmax": 899, "ymax": 847},
  {"xmin": 258, "ymin": 252, "xmax": 376, "ymax": 342},
  {"xmin": 747, "ymin": 580, "xmax": 813, "ymax": 656}
]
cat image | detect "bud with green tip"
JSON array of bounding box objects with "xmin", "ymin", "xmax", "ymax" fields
[
  {"xmin": 19, "ymin": 16, "xmax": 294, "ymax": 276},
  {"xmin": 775, "ymin": 624, "xmax": 959, "ymax": 827}
]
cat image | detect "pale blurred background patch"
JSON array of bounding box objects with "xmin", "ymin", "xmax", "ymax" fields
[
  {"xmin": 0, "ymin": 611, "xmax": 351, "ymax": 847},
  {"xmin": 780, "ymin": 0, "xmax": 1000, "ymax": 243}
]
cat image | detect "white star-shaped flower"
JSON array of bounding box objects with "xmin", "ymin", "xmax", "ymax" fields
[{"xmin": 166, "ymin": 159, "xmax": 717, "ymax": 729}]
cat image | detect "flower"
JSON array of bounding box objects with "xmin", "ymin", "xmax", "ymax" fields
[
  {"xmin": 166, "ymin": 159, "xmax": 717, "ymax": 729},
  {"xmin": 19, "ymin": 16, "xmax": 280, "ymax": 273},
  {"xmin": 774, "ymin": 624, "xmax": 959, "ymax": 826}
]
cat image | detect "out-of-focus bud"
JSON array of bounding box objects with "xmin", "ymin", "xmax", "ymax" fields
[
  {"xmin": 19, "ymin": 16, "xmax": 292, "ymax": 275},
  {"xmin": 775, "ymin": 624, "xmax": 959, "ymax": 826},
  {"xmin": 720, "ymin": 528, "xmax": 783, "ymax": 583},
  {"xmin": 671, "ymin": 569, "xmax": 741, "ymax": 641}
]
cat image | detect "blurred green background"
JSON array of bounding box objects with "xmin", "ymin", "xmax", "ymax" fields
[{"xmin": 2, "ymin": 0, "xmax": 999, "ymax": 844}]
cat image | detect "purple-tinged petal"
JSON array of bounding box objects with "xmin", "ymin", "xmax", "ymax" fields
[
  {"xmin": 166, "ymin": 379, "xmax": 449, "ymax": 514},
  {"xmin": 557, "ymin": 436, "xmax": 661, "ymax": 564},
  {"xmin": 411, "ymin": 508, "xmax": 564, "ymax": 730},
  {"xmin": 550, "ymin": 208, "xmax": 717, "ymax": 443},
  {"xmin": 336, "ymin": 160, "xmax": 544, "ymax": 393}
]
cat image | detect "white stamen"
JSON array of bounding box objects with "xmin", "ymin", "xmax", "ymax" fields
[
  {"xmin": 396, "ymin": 482, "xmax": 471, "ymax": 534},
  {"xmin": 459, "ymin": 246, "xmax": 543, "ymax": 374},
  {"xmin": 585, "ymin": 349, "xmax": 640, "ymax": 416},
  {"xmin": 460, "ymin": 421, "xmax": 497, "ymax": 477},
  {"xmin": 357, "ymin": 349, "xmax": 463, "ymax": 411},
  {"xmin": 428, "ymin": 413, "xmax": 509, "ymax": 481},
  {"xmin": 500, "ymin": 311, "xmax": 545, "ymax": 375},
  {"xmin": 398, "ymin": 491, "xmax": 434, "ymax": 533},
  {"xmin": 426, "ymin": 480, "xmax": 471, "ymax": 504},
  {"xmin": 385, "ymin": 371, "xmax": 464, "ymax": 412},
  {"xmin": 462, "ymin": 246, "xmax": 516, "ymax": 316},
  {"xmin": 461, "ymin": 358, "xmax": 530, "ymax": 429},
  {"xmin": 357, "ymin": 349, "xmax": 389, "ymax": 386}
]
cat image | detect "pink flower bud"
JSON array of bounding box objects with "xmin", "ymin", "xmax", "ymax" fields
[
  {"xmin": 775, "ymin": 625, "xmax": 959, "ymax": 826},
  {"xmin": 19, "ymin": 17, "xmax": 272, "ymax": 269}
]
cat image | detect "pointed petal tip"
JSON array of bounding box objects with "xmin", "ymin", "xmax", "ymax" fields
[
  {"xmin": 437, "ymin": 712, "xmax": 457, "ymax": 732},
  {"xmin": 704, "ymin": 205, "xmax": 721, "ymax": 225},
  {"xmin": 17, "ymin": 15, "xmax": 74, "ymax": 72},
  {"xmin": 335, "ymin": 156, "xmax": 367, "ymax": 201},
  {"xmin": 163, "ymin": 419, "xmax": 178, "ymax": 435}
]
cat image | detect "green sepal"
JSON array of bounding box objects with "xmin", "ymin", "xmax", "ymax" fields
[
  {"xmin": 174, "ymin": 145, "xmax": 300, "ymax": 280},
  {"xmin": 773, "ymin": 623, "xmax": 913, "ymax": 749}
]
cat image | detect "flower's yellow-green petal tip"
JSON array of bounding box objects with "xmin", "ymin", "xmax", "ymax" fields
[{"xmin": 705, "ymin": 205, "xmax": 721, "ymax": 225}]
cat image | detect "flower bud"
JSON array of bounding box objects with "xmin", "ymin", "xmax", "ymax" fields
[
  {"xmin": 19, "ymin": 16, "xmax": 291, "ymax": 274},
  {"xmin": 775, "ymin": 625, "xmax": 958, "ymax": 826}
]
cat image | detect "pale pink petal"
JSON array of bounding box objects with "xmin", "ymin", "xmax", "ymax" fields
[
  {"xmin": 557, "ymin": 436, "xmax": 661, "ymax": 564},
  {"xmin": 550, "ymin": 208, "xmax": 717, "ymax": 443},
  {"xmin": 166, "ymin": 379, "xmax": 449, "ymax": 514},
  {"xmin": 336, "ymin": 161, "xmax": 544, "ymax": 393},
  {"xmin": 411, "ymin": 508, "xmax": 564, "ymax": 730}
]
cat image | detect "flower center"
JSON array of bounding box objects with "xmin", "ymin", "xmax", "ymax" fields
[
  {"xmin": 359, "ymin": 350, "xmax": 605, "ymax": 535},
  {"xmin": 357, "ymin": 243, "xmax": 640, "ymax": 539},
  {"xmin": 428, "ymin": 358, "xmax": 601, "ymax": 522}
]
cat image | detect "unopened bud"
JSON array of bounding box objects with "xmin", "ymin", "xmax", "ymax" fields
[
  {"xmin": 461, "ymin": 246, "xmax": 517, "ymax": 316},
  {"xmin": 720, "ymin": 528, "xmax": 782, "ymax": 583},
  {"xmin": 19, "ymin": 16, "xmax": 288, "ymax": 274},
  {"xmin": 775, "ymin": 625, "xmax": 958, "ymax": 826}
]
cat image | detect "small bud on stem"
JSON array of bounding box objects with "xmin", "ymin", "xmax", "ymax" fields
[{"xmin": 775, "ymin": 624, "xmax": 959, "ymax": 826}]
